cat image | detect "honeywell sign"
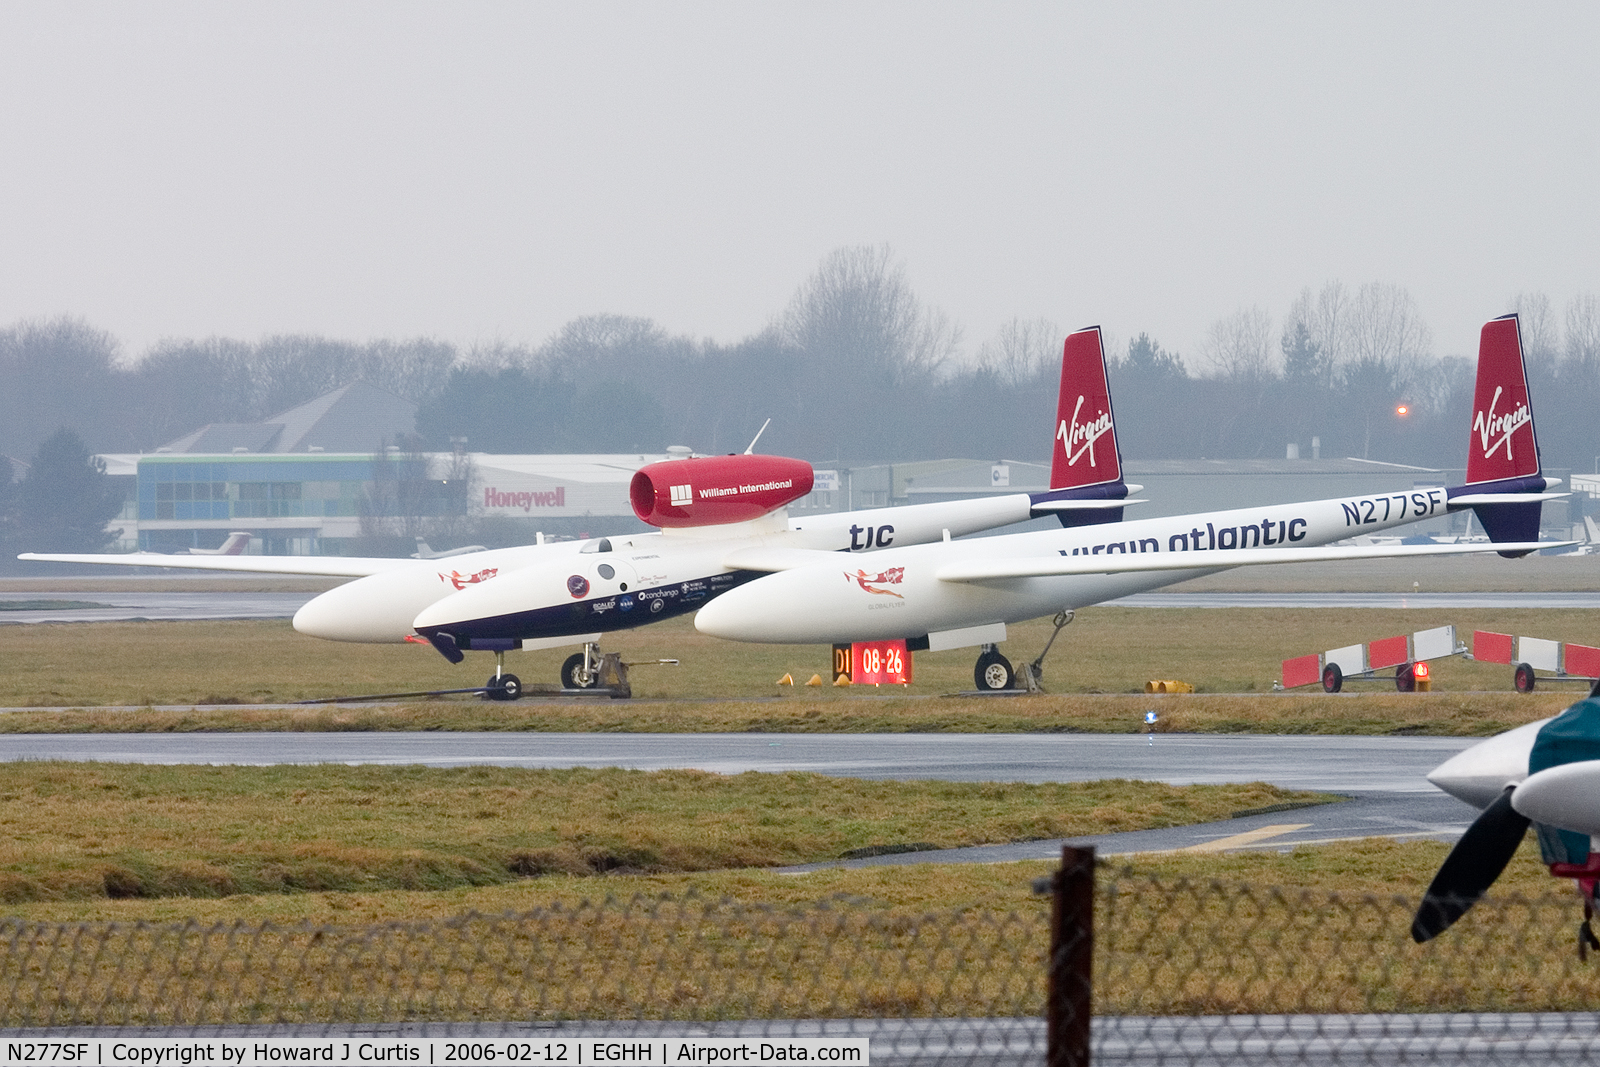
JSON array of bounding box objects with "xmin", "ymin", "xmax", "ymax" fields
[{"xmin": 484, "ymin": 486, "xmax": 566, "ymax": 512}]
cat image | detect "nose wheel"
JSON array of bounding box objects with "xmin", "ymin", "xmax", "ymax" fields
[
  {"xmin": 974, "ymin": 647, "xmax": 1015, "ymax": 691},
  {"xmin": 484, "ymin": 650, "xmax": 522, "ymax": 702}
]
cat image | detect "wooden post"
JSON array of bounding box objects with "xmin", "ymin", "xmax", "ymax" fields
[{"xmin": 1047, "ymin": 845, "xmax": 1095, "ymax": 1067}]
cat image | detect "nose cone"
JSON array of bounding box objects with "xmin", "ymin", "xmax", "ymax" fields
[
  {"xmin": 413, "ymin": 562, "xmax": 577, "ymax": 639},
  {"xmin": 1426, "ymin": 718, "xmax": 1548, "ymax": 809},
  {"xmin": 294, "ymin": 569, "xmax": 439, "ymax": 643},
  {"xmin": 693, "ymin": 571, "xmax": 812, "ymax": 642},
  {"xmin": 1511, "ymin": 760, "xmax": 1600, "ymax": 837}
]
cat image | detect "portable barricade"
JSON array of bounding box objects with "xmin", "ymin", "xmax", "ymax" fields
[
  {"xmin": 1278, "ymin": 625, "xmax": 1465, "ymax": 693},
  {"xmin": 1471, "ymin": 630, "xmax": 1600, "ymax": 694}
]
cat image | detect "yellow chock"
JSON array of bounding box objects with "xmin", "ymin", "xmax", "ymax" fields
[
  {"xmin": 1145, "ymin": 680, "xmax": 1194, "ymax": 694},
  {"xmin": 805, "ymin": 674, "xmax": 823, "ymax": 686},
  {"xmin": 834, "ymin": 674, "xmax": 852, "ymax": 686},
  {"xmin": 777, "ymin": 673, "xmax": 794, "ymax": 686}
]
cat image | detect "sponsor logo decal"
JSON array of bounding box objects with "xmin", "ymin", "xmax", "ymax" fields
[
  {"xmin": 846, "ymin": 566, "xmax": 906, "ymax": 598},
  {"xmin": 696, "ymin": 479, "xmax": 794, "ymax": 499},
  {"xmin": 619, "ymin": 596, "xmax": 634, "ymax": 612},
  {"xmin": 484, "ymin": 486, "xmax": 566, "ymax": 512},
  {"xmin": 566, "ymin": 574, "xmax": 589, "ymax": 599},
  {"xmin": 1473, "ymin": 385, "xmax": 1532, "ymax": 462},
  {"xmin": 1057, "ymin": 395, "xmax": 1113, "ymax": 469},
  {"xmin": 592, "ymin": 598, "xmax": 617, "ymax": 614},
  {"xmin": 650, "ymin": 599, "xmax": 664, "ymax": 613},
  {"xmin": 439, "ymin": 567, "xmax": 498, "ymax": 590},
  {"xmin": 670, "ymin": 483, "xmax": 692, "ymax": 507}
]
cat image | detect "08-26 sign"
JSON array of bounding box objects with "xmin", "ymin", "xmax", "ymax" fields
[{"xmin": 833, "ymin": 639, "xmax": 912, "ymax": 685}]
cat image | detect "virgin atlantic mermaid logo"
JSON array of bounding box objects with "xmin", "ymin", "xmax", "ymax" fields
[
  {"xmin": 439, "ymin": 568, "xmax": 498, "ymax": 591},
  {"xmin": 846, "ymin": 566, "xmax": 905, "ymax": 598}
]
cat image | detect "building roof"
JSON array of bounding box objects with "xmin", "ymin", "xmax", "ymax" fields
[{"xmin": 159, "ymin": 382, "xmax": 418, "ymax": 454}]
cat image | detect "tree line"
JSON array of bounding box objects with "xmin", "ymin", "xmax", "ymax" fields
[{"xmin": 4, "ymin": 247, "xmax": 1598, "ymax": 550}]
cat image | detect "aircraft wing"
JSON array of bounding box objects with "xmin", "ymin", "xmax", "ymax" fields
[
  {"xmin": 16, "ymin": 552, "xmax": 417, "ymax": 578},
  {"xmin": 935, "ymin": 541, "xmax": 1572, "ymax": 582},
  {"xmin": 1029, "ymin": 498, "xmax": 1148, "ymax": 512},
  {"xmin": 719, "ymin": 546, "xmax": 843, "ymax": 572}
]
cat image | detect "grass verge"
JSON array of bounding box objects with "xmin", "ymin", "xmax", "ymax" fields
[{"xmin": 0, "ymin": 762, "xmax": 1317, "ymax": 903}]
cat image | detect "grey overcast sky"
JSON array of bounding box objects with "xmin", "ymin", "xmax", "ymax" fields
[{"xmin": 1, "ymin": 2, "xmax": 1595, "ymax": 365}]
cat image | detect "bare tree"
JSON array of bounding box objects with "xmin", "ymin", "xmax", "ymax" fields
[
  {"xmin": 1200, "ymin": 306, "xmax": 1277, "ymax": 383},
  {"xmin": 1565, "ymin": 292, "xmax": 1600, "ymax": 381},
  {"xmin": 1347, "ymin": 282, "xmax": 1433, "ymax": 381},
  {"xmin": 974, "ymin": 317, "xmax": 1060, "ymax": 386},
  {"xmin": 1510, "ymin": 291, "xmax": 1559, "ymax": 366}
]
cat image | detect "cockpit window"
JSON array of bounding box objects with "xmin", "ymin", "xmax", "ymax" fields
[
  {"xmin": 579, "ymin": 538, "xmax": 613, "ymax": 554},
  {"xmin": 597, "ymin": 564, "xmax": 616, "ymax": 580}
]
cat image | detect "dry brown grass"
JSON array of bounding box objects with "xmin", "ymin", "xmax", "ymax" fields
[{"xmin": 1, "ymin": 608, "xmax": 1596, "ymax": 728}]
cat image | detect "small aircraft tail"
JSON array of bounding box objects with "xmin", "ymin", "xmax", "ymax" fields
[
  {"xmin": 187, "ymin": 532, "xmax": 251, "ymax": 555},
  {"xmin": 1448, "ymin": 314, "xmax": 1565, "ymax": 554},
  {"xmin": 1030, "ymin": 326, "xmax": 1138, "ymax": 527}
]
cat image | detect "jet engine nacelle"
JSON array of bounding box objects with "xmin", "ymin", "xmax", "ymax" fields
[{"xmin": 630, "ymin": 454, "xmax": 814, "ymax": 528}]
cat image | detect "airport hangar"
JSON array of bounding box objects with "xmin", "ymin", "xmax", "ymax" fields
[{"xmin": 90, "ymin": 383, "xmax": 1581, "ymax": 556}]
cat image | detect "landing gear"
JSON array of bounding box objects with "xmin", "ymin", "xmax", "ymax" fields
[
  {"xmin": 1322, "ymin": 663, "xmax": 1343, "ymax": 693},
  {"xmin": 1396, "ymin": 664, "xmax": 1416, "ymax": 693},
  {"xmin": 1017, "ymin": 611, "xmax": 1074, "ymax": 693},
  {"xmin": 562, "ymin": 644, "xmax": 602, "ymax": 690},
  {"xmin": 484, "ymin": 650, "xmax": 522, "ymax": 702},
  {"xmin": 974, "ymin": 647, "xmax": 1015, "ymax": 691}
]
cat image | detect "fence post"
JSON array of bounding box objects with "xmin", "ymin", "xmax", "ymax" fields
[{"xmin": 1048, "ymin": 845, "xmax": 1095, "ymax": 1067}]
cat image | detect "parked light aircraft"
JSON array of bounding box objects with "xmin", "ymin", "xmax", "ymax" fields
[
  {"xmin": 1413, "ymin": 686, "xmax": 1600, "ymax": 949},
  {"xmin": 689, "ymin": 315, "xmax": 1567, "ymax": 689},
  {"xmin": 186, "ymin": 532, "xmax": 252, "ymax": 555},
  {"xmin": 20, "ymin": 359, "xmax": 1135, "ymax": 697}
]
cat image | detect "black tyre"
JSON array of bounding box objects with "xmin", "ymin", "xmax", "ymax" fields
[
  {"xmin": 484, "ymin": 673, "xmax": 521, "ymax": 702},
  {"xmin": 1514, "ymin": 662, "xmax": 1536, "ymax": 694},
  {"xmin": 1322, "ymin": 663, "xmax": 1343, "ymax": 694},
  {"xmin": 1396, "ymin": 664, "xmax": 1416, "ymax": 693},
  {"xmin": 974, "ymin": 650, "xmax": 1015, "ymax": 691},
  {"xmin": 561, "ymin": 652, "xmax": 599, "ymax": 689}
]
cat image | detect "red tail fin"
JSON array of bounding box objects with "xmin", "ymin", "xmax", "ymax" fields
[
  {"xmin": 1466, "ymin": 314, "xmax": 1540, "ymax": 485},
  {"xmin": 1050, "ymin": 327, "xmax": 1122, "ymax": 490}
]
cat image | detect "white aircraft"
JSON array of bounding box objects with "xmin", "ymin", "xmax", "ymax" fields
[
  {"xmin": 1413, "ymin": 687, "xmax": 1600, "ymax": 948},
  {"xmin": 185, "ymin": 531, "xmax": 252, "ymax": 556},
  {"xmin": 689, "ymin": 315, "xmax": 1567, "ymax": 689},
  {"xmin": 411, "ymin": 537, "xmax": 488, "ymax": 560},
  {"xmin": 21, "ymin": 358, "xmax": 1132, "ymax": 697}
]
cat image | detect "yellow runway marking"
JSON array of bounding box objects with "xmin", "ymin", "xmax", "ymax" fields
[{"xmin": 1183, "ymin": 823, "xmax": 1311, "ymax": 853}]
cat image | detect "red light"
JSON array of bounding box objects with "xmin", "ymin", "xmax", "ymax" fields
[
  {"xmin": 1396, "ymin": 404, "xmax": 1410, "ymax": 416},
  {"xmin": 1414, "ymin": 661, "xmax": 1430, "ymax": 679}
]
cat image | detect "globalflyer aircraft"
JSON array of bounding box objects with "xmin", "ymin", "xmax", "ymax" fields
[
  {"xmin": 1413, "ymin": 687, "xmax": 1600, "ymax": 950},
  {"xmin": 21, "ymin": 361, "xmax": 1136, "ymax": 697},
  {"xmin": 689, "ymin": 315, "xmax": 1568, "ymax": 689}
]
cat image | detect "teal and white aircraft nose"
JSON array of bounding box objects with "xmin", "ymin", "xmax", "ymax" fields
[{"xmin": 1425, "ymin": 718, "xmax": 1547, "ymax": 809}]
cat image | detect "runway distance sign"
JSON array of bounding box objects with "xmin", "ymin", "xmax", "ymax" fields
[{"xmin": 834, "ymin": 639, "xmax": 912, "ymax": 685}]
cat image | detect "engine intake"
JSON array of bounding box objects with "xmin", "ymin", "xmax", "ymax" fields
[{"xmin": 631, "ymin": 454, "xmax": 814, "ymax": 528}]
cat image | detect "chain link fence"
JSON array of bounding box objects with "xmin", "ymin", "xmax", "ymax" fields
[{"xmin": 2, "ymin": 863, "xmax": 1599, "ymax": 1062}]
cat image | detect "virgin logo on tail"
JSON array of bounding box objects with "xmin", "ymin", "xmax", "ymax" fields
[
  {"xmin": 1058, "ymin": 395, "xmax": 1114, "ymax": 469},
  {"xmin": 1465, "ymin": 315, "xmax": 1540, "ymax": 485},
  {"xmin": 1050, "ymin": 327, "xmax": 1122, "ymax": 490},
  {"xmin": 1473, "ymin": 386, "xmax": 1532, "ymax": 463}
]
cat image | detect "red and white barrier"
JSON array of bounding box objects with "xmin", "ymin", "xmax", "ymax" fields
[
  {"xmin": 1472, "ymin": 631, "xmax": 1600, "ymax": 693},
  {"xmin": 1280, "ymin": 625, "xmax": 1463, "ymax": 693}
]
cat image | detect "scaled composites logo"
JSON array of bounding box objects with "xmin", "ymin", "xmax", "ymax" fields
[
  {"xmin": 484, "ymin": 486, "xmax": 566, "ymax": 512},
  {"xmin": 1473, "ymin": 385, "xmax": 1532, "ymax": 462},
  {"xmin": 847, "ymin": 566, "xmax": 905, "ymax": 598},
  {"xmin": 439, "ymin": 567, "xmax": 498, "ymax": 590},
  {"xmin": 1057, "ymin": 395, "xmax": 1113, "ymax": 468}
]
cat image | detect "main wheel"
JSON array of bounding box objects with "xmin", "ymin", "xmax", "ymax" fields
[
  {"xmin": 1322, "ymin": 663, "xmax": 1343, "ymax": 693},
  {"xmin": 1514, "ymin": 662, "xmax": 1537, "ymax": 694},
  {"xmin": 561, "ymin": 652, "xmax": 599, "ymax": 689},
  {"xmin": 484, "ymin": 673, "xmax": 521, "ymax": 701},
  {"xmin": 1395, "ymin": 664, "xmax": 1416, "ymax": 693},
  {"xmin": 974, "ymin": 650, "xmax": 1015, "ymax": 691}
]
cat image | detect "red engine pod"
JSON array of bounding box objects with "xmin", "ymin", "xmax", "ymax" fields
[{"xmin": 631, "ymin": 455, "xmax": 815, "ymax": 528}]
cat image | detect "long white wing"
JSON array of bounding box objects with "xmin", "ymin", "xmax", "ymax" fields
[
  {"xmin": 935, "ymin": 541, "xmax": 1571, "ymax": 582},
  {"xmin": 719, "ymin": 546, "xmax": 843, "ymax": 572},
  {"xmin": 17, "ymin": 552, "xmax": 416, "ymax": 578}
]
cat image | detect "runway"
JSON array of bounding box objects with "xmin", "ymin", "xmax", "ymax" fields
[
  {"xmin": 0, "ymin": 731, "xmax": 1482, "ymax": 861},
  {"xmin": 4, "ymin": 589, "xmax": 1598, "ymax": 625}
]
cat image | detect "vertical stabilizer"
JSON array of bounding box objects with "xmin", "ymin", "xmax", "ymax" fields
[
  {"xmin": 1450, "ymin": 314, "xmax": 1557, "ymax": 552},
  {"xmin": 1050, "ymin": 327, "xmax": 1123, "ymax": 491},
  {"xmin": 1466, "ymin": 314, "xmax": 1541, "ymax": 486}
]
